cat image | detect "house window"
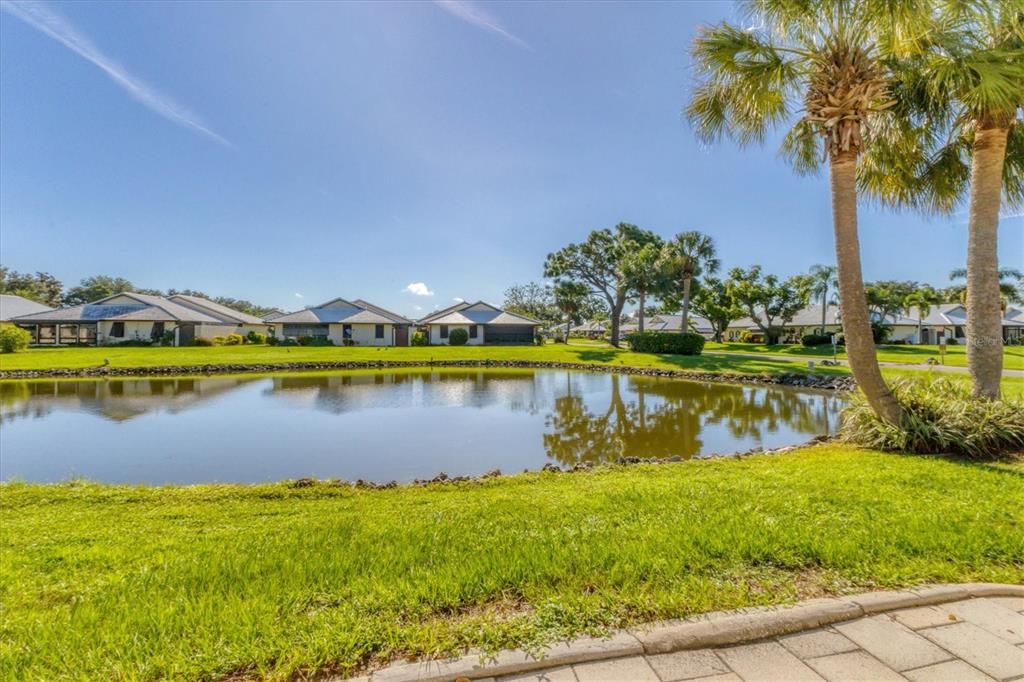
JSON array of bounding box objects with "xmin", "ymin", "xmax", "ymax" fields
[
  {"xmin": 110, "ymin": 322, "xmax": 125, "ymax": 338},
  {"xmin": 375, "ymin": 324, "xmax": 384, "ymax": 339},
  {"xmin": 440, "ymin": 325, "xmax": 449, "ymax": 339},
  {"xmin": 469, "ymin": 325, "xmax": 478, "ymax": 339},
  {"xmin": 342, "ymin": 324, "xmax": 352, "ymax": 339}
]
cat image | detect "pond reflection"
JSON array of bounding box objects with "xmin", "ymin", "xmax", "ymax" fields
[{"xmin": 0, "ymin": 369, "xmax": 844, "ymax": 484}]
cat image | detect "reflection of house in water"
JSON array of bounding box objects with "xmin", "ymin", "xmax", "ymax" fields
[
  {"xmin": 0, "ymin": 377, "xmax": 258, "ymax": 423},
  {"xmin": 267, "ymin": 370, "xmax": 552, "ymax": 415}
]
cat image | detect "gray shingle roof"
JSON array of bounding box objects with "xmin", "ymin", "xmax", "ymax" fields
[
  {"xmin": 0, "ymin": 294, "xmax": 53, "ymax": 321},
  {"xmin": 168, "ymin": 294, "xmax": 267, "ymax": 325},
  {"xmin": 417, "ymin": 301, "xmax": 541, "ymax": 326},
  {"xmin": 269, "ymin": 298, "xmax": 412, "ymax": 325},
  {"xmin": 11, "ymin": 292, "xmax": 220, "ymax": 324}
]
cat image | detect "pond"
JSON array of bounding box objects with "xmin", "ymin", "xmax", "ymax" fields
[{"xmin": 0, "ymin": 369, "xmax": 845, "ymax": 484}]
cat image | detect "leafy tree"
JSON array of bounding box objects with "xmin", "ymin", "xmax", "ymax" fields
[
  {"xmin": 502, "ymin": 282, "xmax": 558, "ymax": 325},
  {"xmin": 859, "ymin": 3, "xmax": 1023, "ymax": 398},
  {"xmin": 63, "ymin": 275, "xmax": 138, "ymax": 305},
  {"xmin": 948, "ymin": 268, "xmax": 1023, "ymax": 304},
  {"xmin": 621, "ymin": 238, "xmax": 669, "ymax": 333},
  {"xmin": 864, "ymin": 282, "xmax": 909, "ymax": 322},
  {"xmin": 0, "ymin": 267, "xmax": 63, "ymax": 307},
  {"xmin": 807, "ymin": 264, "xmax": 838, "ymax": 333},
  {"xmin": 544, "ymin": 223, "xmax": 659, "ymax": 347},
  {"xmin": 686, "ymin": 0, "xmax": 918, "ymax": 421},
  {"xmin": 661, "ymin": 231, "xmax": 719, "ymax": 332},
  {"xmin": 690, "ymin": 276, "xmax": 743, "ymax": 342},
  {"xmin": 725, "ymin": 266, "xmax": 809, "ymax": 344}
]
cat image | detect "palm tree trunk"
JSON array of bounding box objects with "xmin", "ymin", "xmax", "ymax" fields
[
  {"xmin": 610, "ymin": 292, "xmax": 626, "ymax": 347},
  {"xmin": 965, "ymin": 120, "xmax": 1009, "ymax": 399},
  {"xmin": 821, "ymin": 290, "xmax": 827, "ymax": 334},
  {"xmin": 829, "ymin": 150, "xmax": 901, "ymax": 424},
  {"xmin": 638, "ymin": 289, "xmax": 645, "ymax": 333},
  {"xmin": 681, "ymin": 277, "xmax": 692, "ymax": 332}
]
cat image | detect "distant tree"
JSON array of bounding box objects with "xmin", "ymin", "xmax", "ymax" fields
[
  {"xmin": 63, "ymin": 275, "xmax": 137, "ymax": 305},
  {"xmin": 948, "ymin": 268, "xmax": 1023, "ymax": 304},
  {"xmin": 0, "ymin": 267, "xmax": 63, "ymax": 307},
  {"xmin": 621, "ymin": 238, "xmax": 668, "ymax": 333},
  {"xmin": 690, "ymin": 276, "xmax": 743, "ymax": 342},
  {"xmin": 662, "ymin": 231, "xmax": 719, "ymax": 332},
  {"xmin": 502, "ymin": 282, "xmax": 558, "ymax": 324},
  {"xmin": 553, "ymin": 281, "xmax": 592, "ymax": 339},
  {"xmin": 807, "ymin": 264, "xmax": 838, "ymax": 333},
  {"xmin": 903, "ymin": 291, "xmax": 935, "ymax": 344},
  {"xmin": 544, "ymin": 223, "xmax": 659, "ymax": 346},
  {"xmin": 725, "ymin": 266, "xmax": 809, "ymax": 344}
]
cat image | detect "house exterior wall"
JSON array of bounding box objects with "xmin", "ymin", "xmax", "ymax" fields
[
  {"xmin": 97, "ymin": 320, "xmax": 168, "ymax": 344},
  {"xmin": 195, "ymin": 323, "xmax": 270, "ymax": 340},
  {"xmin": 428, "ymin": 324, "xmax": 484, "ymax": 345},
  {"xmin": 327, "ymin": 323, "xmax": 401, "ymax": 347}
]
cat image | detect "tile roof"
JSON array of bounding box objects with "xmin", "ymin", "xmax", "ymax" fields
[
  {"xmin": 167, "ymin": 294, "xmax": 267, "ymax": 325},
  {"xmin": 0, "ymin": 294, "xmax": 53, "ymax": 321}
]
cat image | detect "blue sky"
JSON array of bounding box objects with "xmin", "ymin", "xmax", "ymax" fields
[{"xmin": 1, "ymin": 0, "xmax": 1020, "ymax": 317}]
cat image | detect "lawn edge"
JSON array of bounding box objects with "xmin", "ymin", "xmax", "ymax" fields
[{"xmin": 347, "ymin": 584, "xmax": 1024, "ymax": 681}]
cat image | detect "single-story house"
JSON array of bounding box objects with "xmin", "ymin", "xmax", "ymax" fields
[
  {"xmin": 166, "ymin": 294, "xmax": 272, "ymax": 340},
  {"xmin": 569, "ymin": 320, "xmax": 608, "ymax": 338},
  {"xmin": 636, "ymin": 313, "xmax": 715, "ymax": 338},
  {"xmin": 268, "ymin": 298, "xmax": 413, "ymax": 346},
  {"xmin": 417, "ymin": 301, "xmax": 542, "ymax": 345},
  {"xmin": 0, "ymin": 294, "xmax": 53, "ymax": 322},
  {"xmin": 10, "ymin": 292, "xmax": 227, "ymax": 346}
]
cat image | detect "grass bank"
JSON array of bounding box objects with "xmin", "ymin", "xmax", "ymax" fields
[
  {"xmin": 2, "ymin": 445, "xmax": 1022, "ymax": 680},
  {"xmin": 704, "ymin": 341, "xmax": 1024, "ymax": 368}
]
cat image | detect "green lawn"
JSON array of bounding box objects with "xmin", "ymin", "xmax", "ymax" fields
[
  {"xmin": 2, "ymin": 445, "xmax": 1021, "ymax": 680},
  {"xmin": 704, "ymin": 341, "xmax": 1024, "ymax": 369}
]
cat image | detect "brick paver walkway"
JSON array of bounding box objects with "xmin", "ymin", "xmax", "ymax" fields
[{"xmin": 500, "ymin": 596, "xmax": 1024, "ymax": 682}]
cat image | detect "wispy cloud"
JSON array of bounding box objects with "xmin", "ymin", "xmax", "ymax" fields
[
  {"xmin": 432, "ymin": 0, "xmax": 530, "ymax": 49},
  {"xmin": 404, "ymin": 282, "xmax": 435, "ymax": 296},
  {"xmin": 1, "ymin": 0, "xmax": 230, "ymax": 147},
  {"xmin": 453, "ymin": 297, "xmax": 465, "ymax": 303},
  {"xmin": 294, "ymin": 293, "xmax": 304, "ymax": 299}
]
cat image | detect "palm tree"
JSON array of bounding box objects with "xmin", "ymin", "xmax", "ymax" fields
[
  {"xmin": 859, "ymin": 5, "xmax": 1023, "ymax": 398},
  {"xmin": 621, "ymin": 239, "xmax": 667, "ymax": 333},
  {"xmin": 949, "ymin": 268, "xmax": 1024, "ymax": 305},
  {"xmin": 903, "ymin": 290, "xmax": 934, "ymax": 345},
  {"xmin": 686, "ymin": 0, "xmax": 920, "ymax": 423},
  {"xmin": 553, "ymin": 280, "xmax": 590, "ymax": 341},
  {"xmin": 807, "ymin": 264, "xmax": 839, "ymax": 333},
  {"xmin": 664, "ymin": 231, "xmax": 719, "ymax": 333}
]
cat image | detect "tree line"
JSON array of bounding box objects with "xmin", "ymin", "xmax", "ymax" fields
[{"xmin": 0, "ymin": 268, "xmax": 281, "ymax": 318}]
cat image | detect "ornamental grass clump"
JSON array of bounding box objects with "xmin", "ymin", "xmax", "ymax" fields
[{"xmin": 841, "ymin": 378, "xmax": 1024, "ymax": 459}]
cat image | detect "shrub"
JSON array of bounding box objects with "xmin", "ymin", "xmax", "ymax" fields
[
  {"xmin": 0, "ymin": 326, "xmax": 32, "ymax": 353},
  {"xmin": 246, "ymin": 331, "xmax": 267, "ymax": 345},
  {"xmin": 871, "ymin": 322, "xmax": 892, "ymax": 344},
  {"xmin": 411, "ymin": 331, "xmax": 428, "ymax": 346},
  {"xmin": 223, "ymin": 333, "xmax": 244, "ymax": 346},
  {"xmin": 625, "ymin": 331, "xmax": 705, "ymax": 355},
  {"xmin": 840, "ymin": 378, "xmax": 1024, "ymax": 459},
  {"xmin": 801, "ymin": 333, "xmax": 832, "ymax": 347},
  {"xmin": 944, "ymin": 338, "xmax": 959, "ymax": 345},
  {"xmin": 738, "ymin": 331, "xmax": 759, "ymax": 344},
  {"xmin": 267, "ymin": 334, "xmax": 279, "ymax": 346},
  {"xmin": 280, "ymin": 338, "xmax": 299, "ymax": 346},
  {"xmin": 108, "ymin": 340, "xmax": 153, "ymax": 347},
  {"xmin": 448, "ymin": 328, "xmax": 469, "ymax": 346},
  {"xmin": 534, "ymin": 331, "xmax": 546, "ymax": 346},
  {"xmin": 159, "ymin": 330, "xmax": 175, "ymax": 346},
  {"xmin": 193, "ymin": 337, "xmax": 214, "ymax": 346},
  {"xmin": 212, "ymin": 336, "xmax": 227, "ymax": 346},
  {"xmin": 297, "ymin": 336, "xmax": 333, "ymax": 346}
]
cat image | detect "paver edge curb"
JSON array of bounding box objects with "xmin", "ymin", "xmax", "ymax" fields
[{"xmin": 349, "ymin": 583, "xmax": 1023, "ymax": 681}]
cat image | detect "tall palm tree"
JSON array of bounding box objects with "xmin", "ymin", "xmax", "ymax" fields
[
  {"xmin": 903, "ymin": 290, "xmax": 934, "ymax": 345},
  {"xmin": 553, "ymin": 280, "xmax": 590, "ymax": 341},
  {"xmin": 859, "ymin": 4, "xmax": 1023, "ymax": 398},
  {"xmin": 664, "ymin": 231, "xmax": 719, "ymax": 333},
  {"xmin": 686, "ymin": 0, "xmax": 921, "ymax": 423},
  {"xmin": 808, "ymin": 264, "xmax": 839, "ymax": 333},
  {"xmin": 621, "ymin": 239, "xmax": 667, "ymax": 333}
]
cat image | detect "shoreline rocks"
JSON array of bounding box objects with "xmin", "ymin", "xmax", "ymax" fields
[{"xmin": 0, "ymin": 358, "xmax": 857, "ymax": 392}]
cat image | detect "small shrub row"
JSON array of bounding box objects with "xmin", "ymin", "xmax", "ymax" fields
[
  {"xmin": 840, "ymin": 378, "xmax": 1024, "ymax": 459},
  {"xmin": 298, "ymin": 336, "xmax": 333, "ymax": 346},
  {"xmin": 411, "ymin": 331, "xmax": 428, "ymax": 346},
  {"xmin": 448, "ymin": 328, "xmax": 469, "ymax": 346},
  {"xmin": 246, "ymin": 331, "xmax": 266, "ymax": 345},
  {"xmin": 801, "ymin": 333, "xmax": 832, "ymax": 347},
  {"xmin": 625, "ymin": 331, "xmax": 705, "ymax": 355}
]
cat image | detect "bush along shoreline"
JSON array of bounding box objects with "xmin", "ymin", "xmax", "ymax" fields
[{"xmin": 0, "ymin": 358, "xmax": 858, "ymax": 390}]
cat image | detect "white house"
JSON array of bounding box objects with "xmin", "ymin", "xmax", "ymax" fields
[
  {"xmin": 10, "ymin": 292, "xmax": 225, "ymax": 346},
  {"xmin": 268, "ymin": 298, "xmax": 413, "ymax": 346},
  {"xmin": 417, "ymin": 301, "xmax": 541, "ymax": 345},
  {"xmin": 166, "ymin": 294, "xmax": 273, "ymax": 341}
]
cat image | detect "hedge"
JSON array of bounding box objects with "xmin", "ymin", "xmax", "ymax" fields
[{"xmin": 625, "ymin": 331, "xmax": 705, "ymax": 355}]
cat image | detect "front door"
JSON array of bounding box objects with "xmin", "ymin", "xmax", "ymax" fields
[{"xmin": 394, "ymin": 325, "xmax": 409, "ymax": 346}]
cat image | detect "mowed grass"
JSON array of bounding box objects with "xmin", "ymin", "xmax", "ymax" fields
[
  {"xmin": 704, "ymin": 341, "xmax": 1024, "ymax": 369},
  {"xmin": 2, "ymin": 445, "xmax": 1022, "ymax": 680}
]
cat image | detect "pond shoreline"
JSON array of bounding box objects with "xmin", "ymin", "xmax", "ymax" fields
[{"xmin": 0, "ymin": 358, "xmax": 857, "ymax": 390}]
